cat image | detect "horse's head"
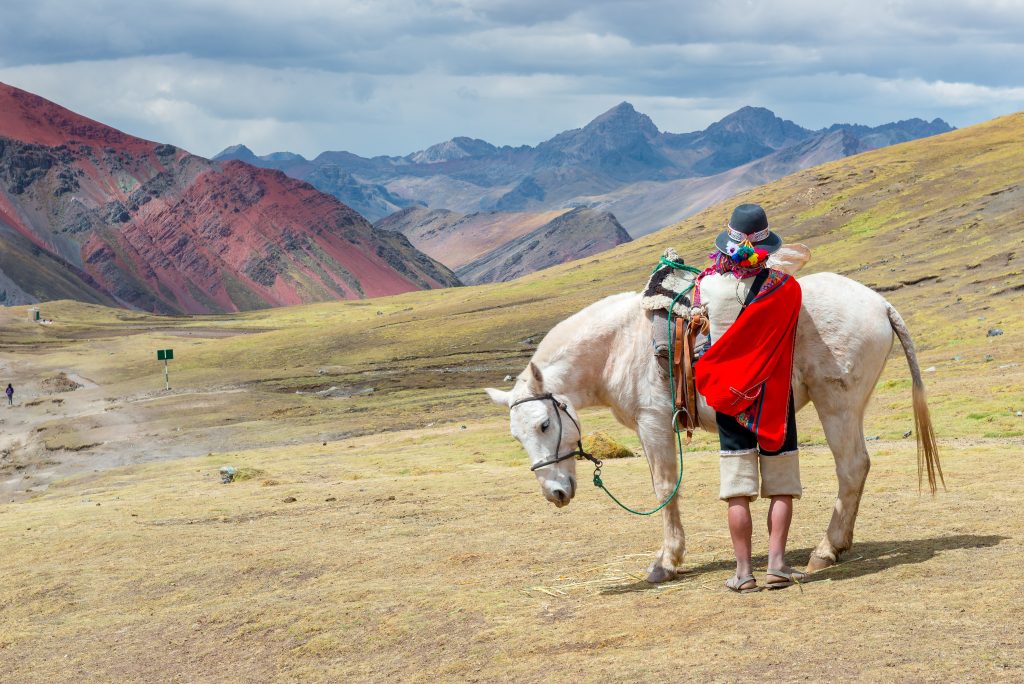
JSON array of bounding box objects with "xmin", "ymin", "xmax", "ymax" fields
[{"xmin": 485, "ymin": 362, "xmax": 579, "ymax": 508}]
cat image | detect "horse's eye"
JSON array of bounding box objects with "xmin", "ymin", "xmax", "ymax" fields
[{"xmin": 540, "ymin": 419, "xmax": 551, "ymax": 432}]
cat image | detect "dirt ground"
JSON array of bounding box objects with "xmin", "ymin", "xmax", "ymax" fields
[
  {"xmin": 0, "ymin": 353, "xmax": 245, "ymax": 502},
  {"xmin": 0, "ymin": 410, "xmax": 1021, "ymax": 682}
]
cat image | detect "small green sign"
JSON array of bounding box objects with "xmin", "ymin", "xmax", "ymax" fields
[{"xmin": 157, "ymin": 349, "xmax": 174, "ymax": 361}]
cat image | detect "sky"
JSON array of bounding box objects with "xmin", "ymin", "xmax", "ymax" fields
[{"xmin": 2, "ymin": 0, "xmax": 1023, "ymax": 159}]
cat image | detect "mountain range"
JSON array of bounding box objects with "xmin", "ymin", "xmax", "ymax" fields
[
  {"xmin": 0, "ymin": 82, "xmax": 459, "ymax": 313},
  {"xmin": 216, "ymin": 104, "xmax": 953, "ymax": 235}
]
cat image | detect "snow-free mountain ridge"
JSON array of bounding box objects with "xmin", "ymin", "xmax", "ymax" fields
[{"xmin": 217, "ymin": 103, "xmax": 953, "ymax": 233}]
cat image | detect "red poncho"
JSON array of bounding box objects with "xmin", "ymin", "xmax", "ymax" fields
[{"xmin": 695, "ymin": 270, "xmax": 802, "ymax": 452}]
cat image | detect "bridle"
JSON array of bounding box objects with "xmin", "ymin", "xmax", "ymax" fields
[{"xmin": 509, "ymin": 393, "xmax": 602, "ymax": 472}]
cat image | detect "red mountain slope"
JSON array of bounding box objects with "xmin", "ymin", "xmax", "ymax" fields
[{"xmin": 0, "ymin": 82, "xmax": 459, "ymax": 313}]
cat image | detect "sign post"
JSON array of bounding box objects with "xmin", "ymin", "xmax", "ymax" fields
[{"xmin": 157, "ymin": 349, "xmax": 174, "ymax": 390}]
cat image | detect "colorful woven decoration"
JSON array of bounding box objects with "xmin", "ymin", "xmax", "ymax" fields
[{"xmin": 725, "ymin": 239, "xmax": 770, "ymax": 268}]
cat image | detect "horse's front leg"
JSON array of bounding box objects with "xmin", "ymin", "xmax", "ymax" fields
[{"xmin": 636, "ymin": 410, "xmax": 685, "ymax": 583}]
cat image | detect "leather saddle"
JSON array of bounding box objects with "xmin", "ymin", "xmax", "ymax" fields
[{"xmin": 671, "ymin": 312, "xmax": 709, "ymax": 440}]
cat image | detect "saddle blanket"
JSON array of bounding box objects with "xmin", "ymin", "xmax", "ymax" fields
[{"xmin": 640, "ymin": 248, "xmax": 697, "ymax": 317}]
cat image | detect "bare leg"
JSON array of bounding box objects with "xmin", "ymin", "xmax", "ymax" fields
[
  {"xmin": 767, "ymin": 495, "xmax": 793, "ymax": 570},
  {"xmin": 727, "ymin": 497, "xmax": 754, "ymax": 585}
]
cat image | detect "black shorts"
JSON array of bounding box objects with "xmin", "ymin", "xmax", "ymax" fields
[{"xmin": 716, "ymin": 392, "xmax": 798, "ymax": 455}]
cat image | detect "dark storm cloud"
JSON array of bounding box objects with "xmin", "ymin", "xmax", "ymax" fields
[{"xmin": 0, "ymin": 0, "xmax": 1022, "ymax": 157}]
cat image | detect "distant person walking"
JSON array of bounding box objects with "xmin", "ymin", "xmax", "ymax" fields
[{"xmin": 5, "ymin": 383, "xmax": 12, "ymax": 406}]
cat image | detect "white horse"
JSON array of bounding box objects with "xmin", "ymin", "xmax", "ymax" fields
[{"xmin": 485, "ymin": 272, "xmax": 942, "ymax": 582}]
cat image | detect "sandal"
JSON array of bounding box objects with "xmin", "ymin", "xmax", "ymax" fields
[
  {"xmin": 725, "ymin": 574, "xmax": 761, "ymax": 593},
  {"xmin": 765, "ymin": 567, "xmax": 808, "ymax": 590}
]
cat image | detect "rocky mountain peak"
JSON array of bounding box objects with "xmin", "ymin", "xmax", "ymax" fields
[
  {"xmin": 212, "ymin": 144, "xmax": 258, "ymax": 162},
  {"xmin": 408, "ymin": 137, "xmax": 498, "ymax": 164},
  {"xmin": 704, "ymin": 106, "xmax": 809, "ymax": 148},
  {"xmin": 584, "ymin": 101, "xmax": 660, "ymax": 139},
  {"xmin": 536, "ymin": 101, "xmax": 666, "ymax": 174}
]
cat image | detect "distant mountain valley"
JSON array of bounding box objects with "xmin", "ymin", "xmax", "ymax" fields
[{"xmin": 374, "ymin": 206, "xmax": 632, "ymax": 284}]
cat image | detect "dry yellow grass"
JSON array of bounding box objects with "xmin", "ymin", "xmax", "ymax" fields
[
  {"xmin": 0, "ymin": 420, "xmax": 1021, "ymax": 681},
  {"xmin": 1, "ymin": 112, "xmax": 1023, "ymax": 681}
]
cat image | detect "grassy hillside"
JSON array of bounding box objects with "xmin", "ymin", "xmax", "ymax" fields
[
  {"xmin": 1, "ymin": 111, "xmax": 1022, "ymax": 681},
  {"xmin": 8, "ymin": 111, "xmax": 1020, "ymax": 441}
]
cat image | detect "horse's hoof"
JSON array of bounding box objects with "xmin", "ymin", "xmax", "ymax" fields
[
  {"xmin": 806, "ymin": 554, "xmax": 835, "ymax": 573},
  {"xmin": 646, "ymin": 565, "xmax": 678, "ymax": 583}
]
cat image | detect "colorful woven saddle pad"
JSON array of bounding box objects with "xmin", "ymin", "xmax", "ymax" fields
[{"xmin": 640, "ymin": 248, "xmax": 698, "ymax": 316}]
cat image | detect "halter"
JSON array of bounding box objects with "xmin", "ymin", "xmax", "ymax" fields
[{"xmin": 509, "ymin": 393, "xmax": 602, "ymax": 472}]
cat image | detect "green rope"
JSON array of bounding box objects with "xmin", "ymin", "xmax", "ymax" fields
[
  {"xmin": 592, "ymin": 426, "xmax": 685, "ymax": 516},
  {"xmin": 652, "ymin": 255, "xmax": 702, "ymax": 275},
  {"xmin": 592, "ymin": 259, "xmax": 699, "ymax": 515}
]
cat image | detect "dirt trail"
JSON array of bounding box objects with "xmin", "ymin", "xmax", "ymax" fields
[{"xmin": 0, "ymin": 355, "xmax": 244, "ymax": 502}]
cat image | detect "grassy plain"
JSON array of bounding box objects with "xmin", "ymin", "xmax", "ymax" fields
[{"xmin": 1, "ymin": 113, "xmax": 1023, "ymax": 681}]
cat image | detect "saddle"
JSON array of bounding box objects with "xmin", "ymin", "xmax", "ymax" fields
[
  {"xmin": 670, "ymin": 313, "xmax": 710, "ymax": 439},
  {"xmin": 641, "ymin": 249, "xmax": 709, "ymax": 440}
]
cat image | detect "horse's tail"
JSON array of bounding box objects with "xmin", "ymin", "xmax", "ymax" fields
[{"xmin": 886, "ymin": 302, "xmax": 944, "ymax": 494}]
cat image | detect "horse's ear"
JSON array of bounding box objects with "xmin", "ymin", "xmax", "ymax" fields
[
  {"xmin": 484, "ymin": 388, "xmax": 511, "ymax": 407},
  {"xmin": 528, "ymin": 362, "xmax": 544, "ymax": 393}
]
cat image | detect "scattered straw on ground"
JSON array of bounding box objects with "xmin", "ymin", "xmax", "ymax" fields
[{"xmin": 1, "ymin": 422, "xmax": 1021, "ymax": 682}]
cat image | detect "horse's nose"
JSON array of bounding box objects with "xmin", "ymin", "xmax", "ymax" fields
[{"xmin": 553, "ymin": 488, "xmax": 568, "ymax": 506}]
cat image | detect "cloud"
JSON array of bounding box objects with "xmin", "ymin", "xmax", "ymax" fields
[{"xmin": 0, "ymin": 0, "xmax": 1022, "ymax": 157}]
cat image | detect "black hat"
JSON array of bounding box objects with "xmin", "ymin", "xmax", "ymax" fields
[{"xmin": 715, "ymin": 203, "xmax": 782, "ymax": 255}]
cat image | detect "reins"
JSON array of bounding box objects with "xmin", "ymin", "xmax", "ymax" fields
[{"xmin": 515, "ymin": 258, "xmax": 702, "ymax": 516}]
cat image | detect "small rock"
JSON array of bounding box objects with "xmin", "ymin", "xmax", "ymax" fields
[
  {"xmin": 282, "ymin": 496, "xmax": 297, "ymax": 503},
  {"xmin": 322, "ymin": 442, "xmax": 327, "ymax": 446},
  {"xmin": 987, "ymin": 328, "xmax": 1004, "ymax": 337},
  {"xmin": 96, "ymin": 502, "xmax": 101, "ymax": 506},
  {"xmin": 865, "ymin": 436, "xmax": 881, "ymax": 441},
  {"xmin": 325, "ymin": 496, "xmax": 337, "ymax": 502},
  {"xmin": 952, "ymin": 356, "xmax": 962, "ymax": 361},
  {"xmin": 903, "ymin": 430, "xmax": 912, "ymax": 439},
  {"xmin": 387, "ymin": 495, "xmax": 396, "ymax": 501},
  {"xmin": 219, "ymin": 466, "xmax": 236, "ymax": 484},
  {"xmin": 985, "ymin": 354, "xmax": 994, "ymax": 362},
  {"xmin": 503, "ymin": 374, "xmax": 513, "ymax": 382},
  {"xmin": 524, "ymin": 337, "xmax": 535, "ymax": 345},
  {"xmin": 924, "ymin": 366, "xmax": 936, "ymax": 372},
  {"xmin": 1016, "ymin": 411, "xmax": 1023, "ymax": 418}
]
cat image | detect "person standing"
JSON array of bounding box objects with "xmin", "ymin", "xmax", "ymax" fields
[
  {"xmin": 5, "ymin": 383, "xmax": 12, "ymax": 406},
  {"xmin": 694, "ymin": 203, "xmax": 807, "ymax": 592}
]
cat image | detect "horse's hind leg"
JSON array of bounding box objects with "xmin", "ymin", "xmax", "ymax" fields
[{"xmin": 808, "ymin": 407, "xmax": 871, "ymax": 572}]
